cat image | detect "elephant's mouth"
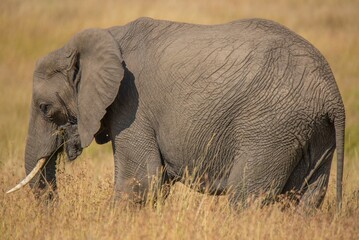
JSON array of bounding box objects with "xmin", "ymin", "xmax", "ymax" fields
[{"xmin": 60, "ymin": 123, "xmax": 83, "ymax": 161}]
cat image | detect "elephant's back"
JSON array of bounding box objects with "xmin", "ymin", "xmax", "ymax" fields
[{"xmin": 153, "ymin": 17, "xmax": 336, "ymax": 116}]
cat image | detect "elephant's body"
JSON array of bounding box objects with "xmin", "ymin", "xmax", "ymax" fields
[
  {"xmin": 104, "ymin": 18, "xmax": 344, "ymax": 206},
  {"xmin": 15, "ymin": 17, "xmax": 344, "ymax": 209}
]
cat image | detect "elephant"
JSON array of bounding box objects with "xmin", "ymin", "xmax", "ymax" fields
[{"xmin": 8, "ymin": 17, "xmax": 345, "ymax": 209}]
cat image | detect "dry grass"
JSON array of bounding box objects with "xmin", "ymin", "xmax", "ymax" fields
[{"xmin": 1, "ymin": 0, "xmax": 358, "ymax": 239}]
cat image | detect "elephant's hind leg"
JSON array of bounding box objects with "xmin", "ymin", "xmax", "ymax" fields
[
  {"xmin": 283, "ymin": 123, "xmax": 336, "ymax": 209},
  {"xmin": 298, "ymin": 146, "xmax": 334, "ymax": 208},
  {"xmin": 227, "ymin": 150, "xmax": 299, "ymax": 209}
]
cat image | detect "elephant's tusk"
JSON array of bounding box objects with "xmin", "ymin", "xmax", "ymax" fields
[{"xmin": 6, "ymin": 158, "xmax": 46, "ymax": 194}]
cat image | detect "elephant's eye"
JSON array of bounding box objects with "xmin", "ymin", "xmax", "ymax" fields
[{"xmin": 39, "ymin": 103, "xmax": 51, "ymax": 116}]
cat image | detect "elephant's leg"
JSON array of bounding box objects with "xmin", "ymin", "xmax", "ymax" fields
[
  {"xmin": 283, "ymin": 126, "xmax": 335, "ymax": 208},
  {"xmin": 112, "ymin": 127, "xmax": 169, "ymax": 205},
  {"xmin": 227, "ymin": 150, "xmax": 298, "ymax": 208},
  {"xmin": 298, "ymin": 147, "xmax": 334, "ymax": 208}
]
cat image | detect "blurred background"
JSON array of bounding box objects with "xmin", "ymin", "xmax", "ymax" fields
[{"xmin": 0, "ymin": 0, "xmax": 358, "ymax": 200}]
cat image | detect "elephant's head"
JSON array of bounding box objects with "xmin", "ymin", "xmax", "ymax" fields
[{"xmin": 7, "ymin": 29, "xmax": 124, "ymax": 197}]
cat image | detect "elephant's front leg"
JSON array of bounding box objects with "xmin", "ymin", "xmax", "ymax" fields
[{"xmin": 112, "ymin": 128, "xmax": 168, "ymax": 205}]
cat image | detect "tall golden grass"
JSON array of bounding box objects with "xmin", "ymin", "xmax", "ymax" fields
[{"xmin": 1, "ymin": 0, "xmax": 358, "ymax": 239}]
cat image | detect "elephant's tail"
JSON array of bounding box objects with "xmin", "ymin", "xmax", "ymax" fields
[{"xmin": 333, "ymin": 108, "xmax": 345, "ymax": 211}]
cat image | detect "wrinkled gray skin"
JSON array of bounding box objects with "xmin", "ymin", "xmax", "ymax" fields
[{"xmin": 27, "ymin": 18, "xmax": 345, "ymax": 208}]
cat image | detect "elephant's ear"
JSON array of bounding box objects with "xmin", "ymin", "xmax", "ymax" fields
[{"xmin": 68, "ymin": 29, "xmax": 124, "ymax": 148}]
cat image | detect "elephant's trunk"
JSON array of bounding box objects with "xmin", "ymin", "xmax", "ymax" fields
[
  {"xmin": 7, "ymin": 106, "xmax": 61, "ymax": 198},
  {"xmin": 24, "ymin": 134, "xmax": 59, "ymax": 197}
]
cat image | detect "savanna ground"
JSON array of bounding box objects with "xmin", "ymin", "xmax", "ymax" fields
[{"xmin": 1, "ymin": 0, "xmax": 358, "ymax": 239}]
